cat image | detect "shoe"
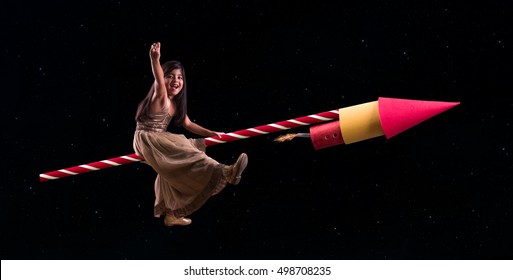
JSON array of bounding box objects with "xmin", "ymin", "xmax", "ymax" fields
[
  {"xmin": 225, "ymin": 153, "xmax": 248, "ymax": 185},
  {"xmin": 164, "ymin": 215, "xmax": 192, "ymax": 226}
]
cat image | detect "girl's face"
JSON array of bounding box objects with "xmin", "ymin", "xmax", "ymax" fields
[{"xmin": 165, "ymin": 68, "xmax": 184, "ymax": 97}]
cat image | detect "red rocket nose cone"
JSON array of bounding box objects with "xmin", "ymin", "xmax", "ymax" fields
[{"xmin": 378, "ymin": 97, "xmax": 460, "ymax": 139}]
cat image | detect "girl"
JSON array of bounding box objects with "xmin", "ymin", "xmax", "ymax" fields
[{"xmin": 133, "ymin": 42, "xmax": 248, "ymax": 226}]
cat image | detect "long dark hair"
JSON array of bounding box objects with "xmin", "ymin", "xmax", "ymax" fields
[{"xmin": 135, "ymin": 60, "xmax": 188, "ymax": 126}]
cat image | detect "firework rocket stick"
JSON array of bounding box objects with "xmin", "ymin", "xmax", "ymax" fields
[
  {"xmin": 39, "ymin": 154, "xmax": 143, "ymax": 182},
  {"xmin": 39, "ymin": 109, "xmax": 340, "ymax": 182},
  {"xmin": 203, "ymin": 110, "xmax": 339, "ymax": 146}
]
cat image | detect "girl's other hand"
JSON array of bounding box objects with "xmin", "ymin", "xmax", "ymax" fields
[{"xmin": 211, "ymin": 131, "xmax": 225, "ymax": 138}]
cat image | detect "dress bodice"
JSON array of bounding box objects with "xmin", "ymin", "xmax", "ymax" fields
[{"xmin": 136, "ymin": 99, "xmax": 173, "ymax": 132}]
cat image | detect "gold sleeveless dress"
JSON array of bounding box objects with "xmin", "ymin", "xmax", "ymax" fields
[{"xmin": 133, "ymin": 101, "xmax": 226, "ymax": 218}]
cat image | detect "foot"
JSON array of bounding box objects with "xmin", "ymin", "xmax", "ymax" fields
[
  {"xmin": 164, "ymin": 215, "xmax": 192, "ymax": 226},
  {"xmin": 225, "ymin": 153, "xmax": 248, "ymax": 185}
]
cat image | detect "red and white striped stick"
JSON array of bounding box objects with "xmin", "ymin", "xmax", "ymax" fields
[
  {"xmin": 39, "ymin": 109, "xmax": 339, "ymax": 182},
  {"xmin": 39, "ymin": 154, "xmax": 143, "ymax": 182}
]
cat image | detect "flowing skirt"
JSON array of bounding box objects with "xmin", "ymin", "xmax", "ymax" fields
[{"xmin": 133, "ymin": 130, "xmax": 227, "ymax": 218}]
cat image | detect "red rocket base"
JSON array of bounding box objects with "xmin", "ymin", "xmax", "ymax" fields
[{"xmin": 310, "ymin": 121, "xmax": 345, "ymax": 150}]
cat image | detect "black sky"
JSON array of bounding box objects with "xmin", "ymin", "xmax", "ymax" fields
[{"xmin": 2, "ymin": 1, "xmax": 512, "ymax": 259}]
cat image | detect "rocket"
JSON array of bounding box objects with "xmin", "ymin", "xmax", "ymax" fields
[
  {"xmin": 39, "ymin": 97, "xmax": 459, "ymax": 182},
  {"xmin": 308, "ymin": 97, "xmax": 460, "ymax": 150}
]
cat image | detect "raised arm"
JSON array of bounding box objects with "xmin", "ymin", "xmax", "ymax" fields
[
  {"xmin": 149, "ymin": 42, "xmax": 167, "ymax": 108},
  {"xmin": 183, "ymin": 115, "xmax": 224, "ymax": 138}
]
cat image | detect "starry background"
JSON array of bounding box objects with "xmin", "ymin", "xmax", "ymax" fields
[{"xmin": 2, "ymin": 1, "xmax": 512, "ymax": 260}]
